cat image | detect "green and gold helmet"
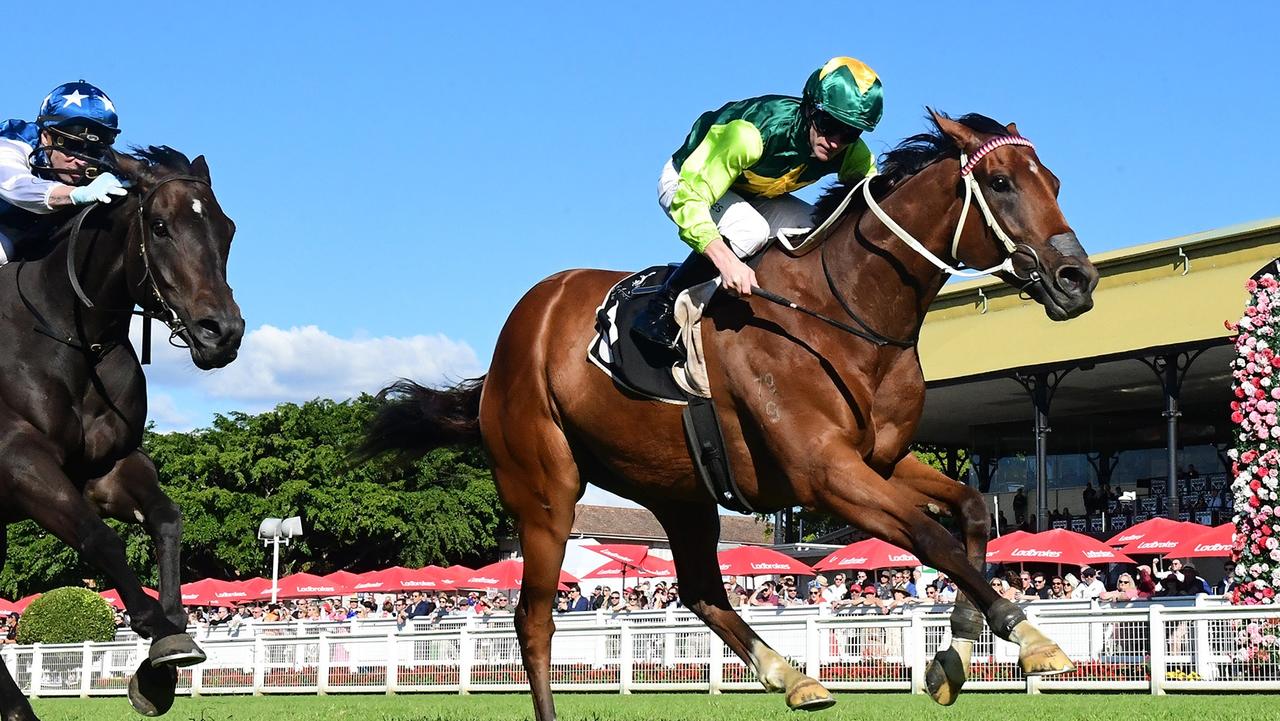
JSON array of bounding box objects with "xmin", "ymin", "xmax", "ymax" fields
[{"xmin": 802, "ymin": 57, "xmax": 884, "ymax": 133}]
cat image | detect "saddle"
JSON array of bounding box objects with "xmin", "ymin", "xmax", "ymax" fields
[{"xmin": 588, "ymin": 266, "xmax": 755, "ymax": 514}]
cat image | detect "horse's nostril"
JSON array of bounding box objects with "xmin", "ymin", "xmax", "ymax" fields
[
  {"xmin": 196, "ymin": 319, "xmax": 222, "ymax": 340},
  {"xmin": 1056, "ymin": 266, "xmax": 1088, "ymax": 295}
]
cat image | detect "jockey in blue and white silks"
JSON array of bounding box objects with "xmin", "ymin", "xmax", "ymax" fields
[{"xmin": 0, "ymin": 81, "xmax": 127, "ymax": 263}]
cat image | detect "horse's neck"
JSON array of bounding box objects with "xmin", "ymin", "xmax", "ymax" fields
[
  {"xmin": 33, "ymin": 205, "xmax": 136, "ymax": 341},
  {"xmin": 804, "ymin": 164, "xmax": 962, "ymax": 344}
]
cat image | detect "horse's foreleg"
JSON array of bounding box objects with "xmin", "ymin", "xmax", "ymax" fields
[
  {"xmin": 87, "ymin": 452, "xmax": 186, "ymax": 631},
  {"xmin": 652, "ymin": 501, "xmax": 834, "ymax": 711},
  {"xmin": 0, "ymin": 523, "xmax": 37, "ymax": 721},
  {"xmin": 887, "ymin": 456, "xmax": 1072, "ymax": 697}
]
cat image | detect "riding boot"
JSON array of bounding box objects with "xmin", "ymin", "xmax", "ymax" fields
[{"xmin": 631, "ymin": 251, "xmax": 719, "ymax": 352}]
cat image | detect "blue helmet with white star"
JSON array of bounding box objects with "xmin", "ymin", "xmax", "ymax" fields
[{"xmin": 37, "ymin": 81, "xmax": 119, "ymax": 144}]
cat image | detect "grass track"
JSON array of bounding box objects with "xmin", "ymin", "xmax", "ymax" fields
[{"xmin": 29, "ymin": 693, "xmax": 1278, "ymax": 721}]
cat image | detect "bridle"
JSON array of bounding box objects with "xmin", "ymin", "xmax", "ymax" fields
[
  {"xmin": 23, "ymin": 173, "xmax": 210, "ymax": 359},
  {"xmin": 757, "ymin": 134, "xmax": 1047, "ymax": 347}
]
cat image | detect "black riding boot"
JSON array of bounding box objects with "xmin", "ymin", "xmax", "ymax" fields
[{"xmin": 631, "ymin": 251, "xmax": 719, "ymax": 351}]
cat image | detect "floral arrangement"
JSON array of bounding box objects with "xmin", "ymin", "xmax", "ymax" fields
[{"xmin": 1227, "ymin": 272, "xmax": 1280, "ymax": 605}]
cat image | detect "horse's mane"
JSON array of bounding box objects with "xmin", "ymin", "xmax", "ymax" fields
[
  {"xmin": 811, "ymin": 112, "xmax": 1012, "ymax": 227},
  {"xmin": 119, "ymin": 145, "xmax": 195, "ymax": 183}
]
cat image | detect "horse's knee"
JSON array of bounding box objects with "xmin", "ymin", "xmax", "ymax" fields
[
  {"xmin": 77, "ymin": 518, "xmax": 125, "ymax": 558},
  {"xmin": 956, "ymin": 487, "xmax": 990, "ymax": 538}
]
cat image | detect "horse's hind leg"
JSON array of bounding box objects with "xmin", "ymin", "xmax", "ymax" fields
[
  {"xmin": 86, "ymin": 451, "xmax": 186, "ymax": 630},
  {"xmin": 652, "ymin": 501, "xmax": 834, "ymax": 711},
  {"xmin": 488, "ymin": 425, "xmax": 581, "ymax": 721},
  {"xmin": 0, "ymin": 524, "xmax": 38, "ymax": 721}
]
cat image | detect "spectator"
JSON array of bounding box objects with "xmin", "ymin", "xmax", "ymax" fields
[
  {"xmin": 1018, "ymin": 570, "xmax": 1034, "ymax": 595},
  {"xmin": 555, "ymin": 596, "xmax": 570, "ymax": 614},
  {"xmin": 1013, "ymin": 487, "xmax": 1028, "ymax": 524},
  {"xmin": 606, "ymin": 591, "xmax": 625, "ymax": 611},
  {"xmin": 1100, "ymin": 572, "xmax": 1150, "ymax": 602},
  {"xmin": 1071, "ymin": 567, "xmax": 1106, "ymax": 600},
  {"xmin": 1062, "ymin": 574, "xmax": 1079, "ymax": 598},
  {"xmin": 922, "ymin": 585, "xmax": 942, "ymax": 605},
  {"xmin": 805, "ymin": 586, "xmax": 824, "ymax": 606},
  {"xmin": 566, "ymin": 586, "xmax": 591, "ymax": 612},
  {"xmin": 907, "ymin": 569, "xmax": 922, "ymax": 597},
  {"xmin": 491, "ymin": 595, "xmax": 513, "ymax": 614},
  {"xmin": 406, "ymin": 591, "xmax": 435, "ymax": 619},
  {"xmin": 1083, "ymin": 481, "xmax": 1098, "ymax": 516},
  {"xmin": 938, "ymin": 576, "xmax": 958, "ymax": 604},
  {"xmin": 885, "ymin": 585, "xmax": 917, "ymax": 614},
  {"xmin": 1180, "ymin": 564, "xmax": 1211, "ymax": 595},
  {"xmin": 1222, "ymin": 562, "xmax": 1239, "ymax": 596},
  {"xmin": 750, "ymin": 581, "xmax": 781, "ymax": 607},
  {"xmin": 780, "ymin": 585, "xmax": 802, "ymax": 607},
  {"xmin": 1031, "ymin": 573, "xmax": 1051, "ymax": 599},
  {"xmin": 1048, "ymin": 576, "xmax": 1067, "ymax": 600},
  {"xmin": 824, "ymin": 574, "xmax": 848, "ymax": 603},
  {"xmin": 1135, "ymin": 565, "xmax": 1158, "ymax": 596},
  {"xmin": 875, "ymin": 571, "xmax": 894, "ymax": 600}
]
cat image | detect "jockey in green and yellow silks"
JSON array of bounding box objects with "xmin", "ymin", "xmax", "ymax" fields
[{"xmin": 633, "ymin": 57, "xmax": 884, "ymax": 352}]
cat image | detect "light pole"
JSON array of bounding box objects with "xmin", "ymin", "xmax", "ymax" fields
[{"xmin": 258, "ymin": 516, "xmax": 304, "ymax": 603}]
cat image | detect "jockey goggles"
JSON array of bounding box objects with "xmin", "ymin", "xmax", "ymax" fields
[{"xmin": 810, "ymin": 108, "xmax": 862, "ymax": 144}]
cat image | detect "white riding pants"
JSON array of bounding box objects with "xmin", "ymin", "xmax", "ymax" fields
[{"xmin": 657, "ymin": 159, "xmax": 813, "ymax": 258}]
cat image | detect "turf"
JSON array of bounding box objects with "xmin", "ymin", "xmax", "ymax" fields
[{"xmin": 28, "ymin": 693, "xmax": 1278, "ymax": 721}]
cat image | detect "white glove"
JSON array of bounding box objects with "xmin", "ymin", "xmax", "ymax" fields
[{"xmin": 69, "ymin": 172, "xmax": 128, "ymax": 205}]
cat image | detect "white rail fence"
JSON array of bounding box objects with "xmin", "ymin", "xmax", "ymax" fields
[{"xmin": 7, "ymin": 601, "xmax": 1280, "ymax": 698}]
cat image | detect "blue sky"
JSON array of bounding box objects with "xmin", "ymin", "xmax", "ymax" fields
[{"xmin": 3, "ymin": 4, "xmax": 1276, "ymax": 505}]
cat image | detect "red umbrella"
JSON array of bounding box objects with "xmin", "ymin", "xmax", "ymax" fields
[
  {"xmin": 582, "ymin": 557, "xmax": 677, "ymax": 579},
  {"xmin": 181, "ymin": 578, "xmax": 251, "ymax": 607},
  {"xmin": 461, "ymin": 560, "xmax": 579, "ymax": 591},
  {"xmin": 100, "ymin": 587, "xmax": 160, "ymax": 610},
  {"xmin": 239, "ymin": 576, "xmax": 278, "ymax": 600},
  {"xmin": 814, "ymin": 538, "xmax": 919, "ymax": 571},
  {"xmin": 987, "ymin": 529, "xmax": 1134, "ymax": 566},
  {"xmin": 1161, "ymin": 523, "xmax": 1235, "ymax": 558},
  {"xmin": 716, "ymin": 546, "xmax": 814, "ymax": 576},
  {"xmin": 1107, "ymin": 517, "xmax": 1205, "ymax": 552},
  {"xmin": 12, "ymin": 594, "xmax": 40, "ymax": 613},
  {"xmin": 986, "ymin": 530, "xmax": 1033, "ymax": 560},
  {"xmin": 353, "ymin": 566, "xmax": 447, "ymax": 592},
  {"xmin": 0, "ymin": 599, "xmax": 18, "ymax": 615},
  {"xmin": 274, "ymin": 572, "xmax": 343, "ymax": 599},
  {"xmin": 435, "ymin": 565, "xmax": 475, "ymax": 588},
  {"xmin": 321, "ymin": 570, "xmax": 363, "ymax": 595},
  {"xmin": 582, "ymin": 544, "xmax": 652, "ymax": 567}
]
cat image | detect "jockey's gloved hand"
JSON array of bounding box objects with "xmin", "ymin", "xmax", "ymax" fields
[{"xmin": 69, "ymin": 173, "xmax": 128, "ymax": 205}]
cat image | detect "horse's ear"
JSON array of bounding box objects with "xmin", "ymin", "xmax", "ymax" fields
[
  {"xmin": 928, "ymin": 107, "xmax": 981, "ymax": 153},
  {"xmin": 1005, "ymin": 121, "xmax": 1020, "ymax": 136},
  {"xmin": 190, "ymin": 155, "xmax": 211, "ymax": 182}
]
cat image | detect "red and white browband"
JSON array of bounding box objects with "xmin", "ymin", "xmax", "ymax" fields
[{"xmin": 960, "ymin": 135, "xmax": 1036, "ymax": 177}]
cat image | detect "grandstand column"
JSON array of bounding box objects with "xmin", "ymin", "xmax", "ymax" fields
[
  {"xmin": 1014, "ymin": 370, "xmax": 1074, "ymax": 531},
  {"xmin": 1138, "ymin": 350, "xmax": 1207, "ymax": 519}
]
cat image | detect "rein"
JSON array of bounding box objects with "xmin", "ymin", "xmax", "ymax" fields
[{"xmin": 759, "ymin": 134, "xmax": 1043, "ymax": 348}]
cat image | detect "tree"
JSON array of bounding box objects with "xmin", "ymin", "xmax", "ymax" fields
[{"xmin": 0, "ymin": 396, "xmax": 509, "ymax": 597}]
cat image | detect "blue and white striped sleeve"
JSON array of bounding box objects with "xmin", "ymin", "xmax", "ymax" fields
[{"xmin": 0, "ymin": 137, "xmax": 58, "ymax": 213}]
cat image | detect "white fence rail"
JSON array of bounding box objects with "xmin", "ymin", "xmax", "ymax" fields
[{"xmin": 7, "ymin": 600, "xmax": 1280, "ymax": 698}]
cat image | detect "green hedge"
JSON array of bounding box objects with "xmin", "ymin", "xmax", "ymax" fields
[{"xmin": 16, "ymin": 587, "xmax": 116, "ymax": 644}]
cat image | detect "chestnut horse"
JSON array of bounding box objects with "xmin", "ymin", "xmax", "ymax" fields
[{"xmin": 363, "ymin": 112, "xmax": 1098, "ymax": 718}]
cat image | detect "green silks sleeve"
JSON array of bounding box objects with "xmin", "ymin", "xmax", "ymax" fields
[
  {"xmin": 668, "ymin": 120, "xmax": 764, "ymax": 252},
  {"xmin": 838, "ymin": 137, "xmax": 877, "ymax": 182}
]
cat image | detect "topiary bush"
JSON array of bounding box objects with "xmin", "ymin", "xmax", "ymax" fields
[{"xmin": 16, "ymin": 587, "xmax": 116, "ymax": 644}]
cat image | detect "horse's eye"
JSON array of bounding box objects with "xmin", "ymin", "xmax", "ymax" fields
[
  {"xmin": 989, "ymin": 176, "xmax": 1013, "ymax": 193},
  {"xmin": 151, "ymin": 219, "xmax": 170, "ymax": 238}
]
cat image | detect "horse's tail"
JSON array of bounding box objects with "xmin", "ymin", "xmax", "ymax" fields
[{"xmin": 357, "ymin": 377, "xmax": 485, "ymax": 463}]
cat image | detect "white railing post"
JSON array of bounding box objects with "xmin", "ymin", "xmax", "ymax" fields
[
  {"xmin": 458, "ymin": 628, "xmax": 473, "ymax": 694},
  {"xmin": 1148, "ymin": 605, "xmax": 1166, "ymax": 696},
  {"xmin": 190, "ymin": 651, "xmax": 203, "ymax": 697},
  {"xmin": 707, "ymin": 633, "xmax": 723, "ymax": 695},
  {"xmin": 619, "ymin": 624, "xmax": 633, "ymax": 694},
  {"xmin": 906, "ymin": 610, "xmax": 925, "ymax": 695},
  {"xmin": 385, "ymin": 631, "xmax": 398, "ymax": 694},
  {"xmin": 253, "ymin": 636, "xmax": 266, "ymax": 695},
  {"xmin": 79, "ymin": 642, "xmax": 92, "ymax": 697},
  {"xmin": 805, "ymin": 617, "xmax": 820, "ymax": 681},
  {"xmin": 29, "ymin": 644, "xmax": 42, "ymax": 698},
  {"xmin": 1194, "ymin": 616, "xmax": 1213, "ymax": 681},
  {"xmin": 317, "ymin": 633, "xmax": 330, "ymax": 694}
]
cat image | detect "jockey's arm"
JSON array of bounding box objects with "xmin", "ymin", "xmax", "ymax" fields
[
  {"xmin": 667, "ymin": 120, "xmax": 764, "ymax": 294},
  {"xmin": 0, "ymin": 138, "xmax": 75, "ymax": 211}
]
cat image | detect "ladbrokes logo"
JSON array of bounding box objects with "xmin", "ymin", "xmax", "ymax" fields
[
  {"xmin": 1194, "ymin": 543, "xmax": 1231, "ymax": 553},
  {"xmin": 834, "ymin": 556, "xmax": 869, "ymax": 565},
  {"xmin": 1011, "ymin": 548, "xmax": 1062, "ymax": 558},
  {"xmin": 888, "ymin": 553, "xmax": 917, "ymax": 562},
  {"xmin": 1115, "ymin": 533, "xmax": 1142, "ymax": 543},
  {"xmin": 1084, "ymin": 550, "xmax": 1117, "ymax": 558},
  {"xmin": 1135, "ymin": 541, "xmax": 1177, "ymax": 550},
  {"xmin": 750, "ymin": 562, "xmax": 792, "ymax": 570},
  {"xmin": 471, "ymin": 576, "xmax": 498, "ymax": 584}
]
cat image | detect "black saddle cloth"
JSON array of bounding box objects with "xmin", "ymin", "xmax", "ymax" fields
[{"xmin": 588, "ymin": 264, "xmax": 690, "ymax": 404}]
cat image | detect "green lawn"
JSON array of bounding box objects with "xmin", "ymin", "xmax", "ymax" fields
[{"xmin": 28, "ymin": 693, "xmax": 1279, "ymax": 721}]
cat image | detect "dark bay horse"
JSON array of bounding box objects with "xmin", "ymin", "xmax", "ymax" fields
[
  {"xmin": 0, "ymin": 147, "xmax": 243, "ymax": 720},
  {"xmin": 363, "ymin": 112, "xmax": 1099, "ymax": 719}
]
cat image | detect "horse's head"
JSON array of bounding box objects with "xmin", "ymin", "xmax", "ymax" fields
[
  {"xmin": 929, "ymin": 111, "xmax": 1099, "ymax": 321},
  {"xmin": 112, "ymin": 147, "xmax": 244, "ymax": 369}
]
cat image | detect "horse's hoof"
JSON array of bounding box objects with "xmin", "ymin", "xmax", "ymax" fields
[
  {"xmin": 1019, "ymin": 643, "xmax": 1075, "ymax": 676},
  {"xmin": 785, "ymin": 677, "xmax": 836, "ymax": 711},
  {"xmin": 128, "ymin": 659, "xmax": 177, "ymax": 717},
  {"xmin": 149, "ymin": 633, "xmax": 206, "ymax": 668},
  {"xmin": 925, "ymin": 647, "xmax": 967, "ymax": 706}
]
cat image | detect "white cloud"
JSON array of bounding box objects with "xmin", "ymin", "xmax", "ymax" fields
[
  {"xmin": 147, "ymin": 393, "xmax": 193, "ymax": 432},
  {"xmin": 133, "ymin": 319, "xmax": 483, "ymax": 408}
]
